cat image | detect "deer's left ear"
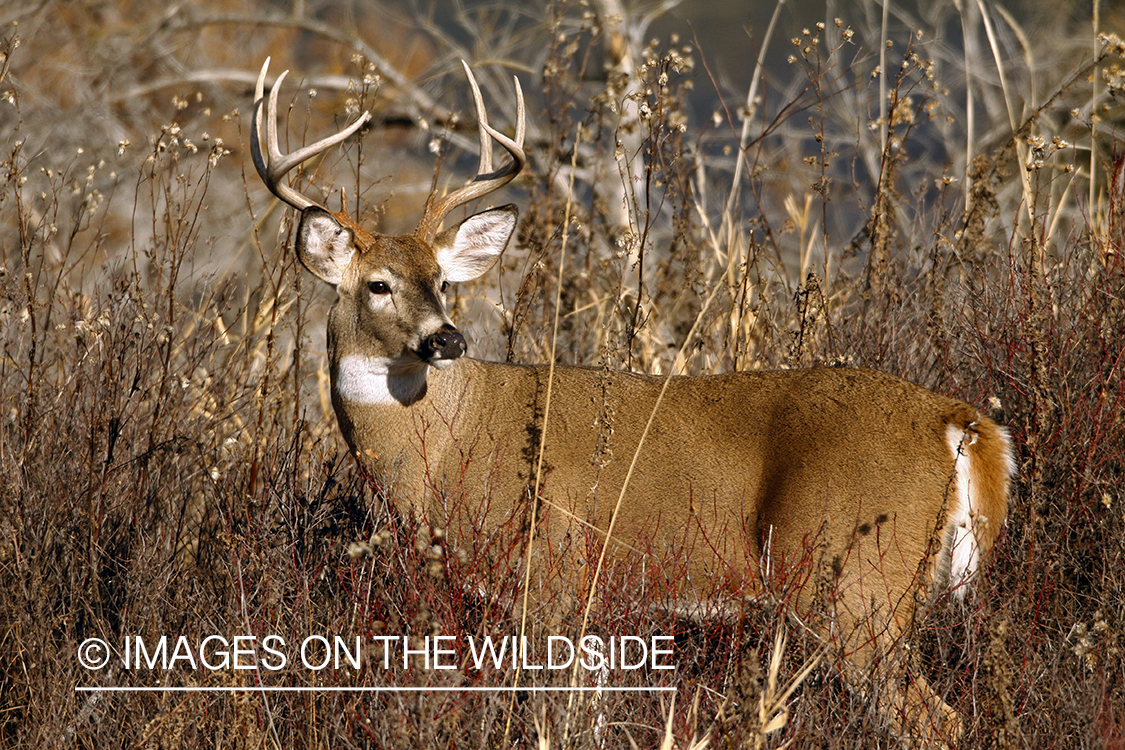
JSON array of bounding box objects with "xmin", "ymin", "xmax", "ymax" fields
[{"xmin": 434, "ymin": 205, "xmax": 517, "ymax": 283}]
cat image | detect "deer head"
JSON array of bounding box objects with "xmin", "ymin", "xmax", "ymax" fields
[{"xmin": 250, "ymin": 58, "xmax": 525, "ymax": 396}]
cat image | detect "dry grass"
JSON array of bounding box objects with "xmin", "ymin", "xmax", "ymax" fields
[{"xmin": 1, "ymin": 0, "xmax": 1124, "ymax": 747}]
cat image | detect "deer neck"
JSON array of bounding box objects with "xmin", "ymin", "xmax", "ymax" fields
[
  {"xmin": 328, "ymin": 347, "xmax": 478, "ymax": 445},
  {"xmin": 333, "ymin": 353, "xmax": 431, "ymax": 406},
  {"xmin": 328, "ymin": 349, "xmax": 480, "ymax": 499}
]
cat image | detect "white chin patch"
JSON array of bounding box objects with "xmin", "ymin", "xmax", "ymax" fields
[
  {"xmin": 335, "ymin": 354, "xmax": 428, "ymax": 406},
  {"xmin": 429, "ymin": 358, "xmax": 455, "ymax": 371}
]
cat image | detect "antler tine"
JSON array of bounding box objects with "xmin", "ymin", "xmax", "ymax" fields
[
  {"xmin": 468, "ymin": 62, "xmax": 493, "ymax": 177},
  {"xmin": 416, "ymin": 62, "xmax": 526, "ymax": 242},
  {"xmin": 250, "ymin": 58, "xmax": 372, "ymax": 213}
]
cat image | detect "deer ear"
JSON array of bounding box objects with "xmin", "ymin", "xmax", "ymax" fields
[
  {"xmin": 434, "ymin": 205, "xmax": 517, "ymax": 283},
  {"xmin": 297, "ymin": 207, "xmax": 355, "ymax": 286}
]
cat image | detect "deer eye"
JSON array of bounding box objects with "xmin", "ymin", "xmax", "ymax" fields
[
  {"xmin": 440, "ymin": 281, "xmax": 449, "ymax": 293},
  {"xmin": 367, "ymin": 280, "xmax": 390, "ymax": 295}
]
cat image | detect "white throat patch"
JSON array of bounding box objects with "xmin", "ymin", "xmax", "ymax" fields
[{"xmin": 334, "ymin": 354, "xmax": 428, "ymax": 406}]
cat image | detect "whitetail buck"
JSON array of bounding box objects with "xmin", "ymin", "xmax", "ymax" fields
[{"xmin": 251, "ymin": 58, "xmax": 1014, "ymax": 746}]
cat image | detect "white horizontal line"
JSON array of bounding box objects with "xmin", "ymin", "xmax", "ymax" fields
[{"xmin": 76, "ymin": 686, "xmax": 675, "ymax": 693}]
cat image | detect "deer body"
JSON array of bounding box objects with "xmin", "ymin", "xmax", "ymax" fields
[
  {"xmin": 251, "ymin": 58, "xmax": 1014, "ymax": 746},
  {"xmin": 334, "ymin": 347, "xmax": 1008, "ymax": 599}
]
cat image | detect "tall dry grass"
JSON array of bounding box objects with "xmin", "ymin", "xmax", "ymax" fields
[{"xmin": 1, "ymin": 0, "xmax": 1123, "ymax": 747}]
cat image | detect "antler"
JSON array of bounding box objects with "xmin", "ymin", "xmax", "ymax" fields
[
  {"xmin": 415, "ymin": 61, "xmax": 526, "ymax": 242},
  {"xmin": 251, "ymin": 57, "xmax": 372, "ymax": 212}
]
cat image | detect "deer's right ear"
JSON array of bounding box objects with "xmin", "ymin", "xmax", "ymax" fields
[{"xmin": 297, "ymin": 208, "xmax": 355, "ymax": 286}]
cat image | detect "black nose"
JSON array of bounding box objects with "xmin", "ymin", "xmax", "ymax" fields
[{"xmin": 420, "ymin": 325, "xmax": 467, "ymax": 361}]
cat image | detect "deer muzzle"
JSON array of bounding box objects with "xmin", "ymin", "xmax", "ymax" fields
[{"xmin": 419, "ymin": 324, "xmax": 467, "ymax": 364}]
